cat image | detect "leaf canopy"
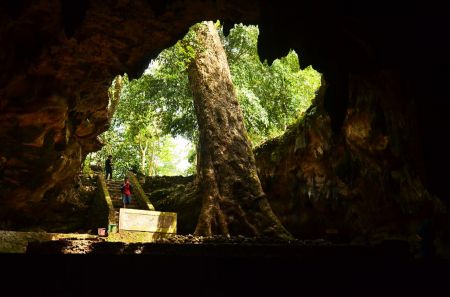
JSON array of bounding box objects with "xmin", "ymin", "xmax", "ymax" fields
[{"xmin": 86, "ymin": 22, "xmax": 321, "ymax": 177}]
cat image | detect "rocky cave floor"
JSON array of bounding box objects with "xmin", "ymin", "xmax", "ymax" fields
[
  {"xmin": 26, "ymin": 233, "xmax": 413, "ymax": 259},
  {"xmin": 26, "ymin": 235, "xmax": 332, "ymax": 254},
  {"xmin": 17, "ymin": 234, "xmax": 449, "ymax": 296}
]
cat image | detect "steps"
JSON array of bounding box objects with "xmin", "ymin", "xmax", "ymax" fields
[
  {"xmin": 100, "ymin": 175, "xmax": 176, "ymax": 235},
  {"xmin": 105, "ymin": 180, "xmax": 140, "ymax": 223}
]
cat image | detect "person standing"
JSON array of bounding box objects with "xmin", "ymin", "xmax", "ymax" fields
[
  {"xmin": 105, "ymin": 155, "xmax": 113, "ymax": 180},
  {"xmin": 120, "ymin": 176, "xmax": 133, "ymax": 208}
]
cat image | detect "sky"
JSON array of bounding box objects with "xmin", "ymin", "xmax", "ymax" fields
[{"xmin": 172, "ymin": 135, "xmax": 192, "ymax": 173}]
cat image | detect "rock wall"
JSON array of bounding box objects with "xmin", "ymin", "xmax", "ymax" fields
[
  {"xmin": 255, "ymin": 77, "xmax": 447, "ymax": 242},
  {"xmin": 0, "ymin": 0, "xmax": 258, "ymax": 222},
  {"xmin": 142, "ymin": 176, "xmax": 200, "ymax": 235},
  {"xmin": 1, "ymin": 0, "xmax": 449, "ymax": 237}
]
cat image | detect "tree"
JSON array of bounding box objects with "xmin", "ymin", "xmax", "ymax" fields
[
  {"xmin": 118, "ymin": 23, "xmax": 321, "ymax": 147},
  {"xmin": 100, "ymin": 23, "xmax": 320, "ymax": 178},
  {"xmin": 88, "ymin": 74, "xmax": 187, "ymax": 178},
  {"xmin": 187, "ymin": 22, "xmax": 292, "ymax": 238}
]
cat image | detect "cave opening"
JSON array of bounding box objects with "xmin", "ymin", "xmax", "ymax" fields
[
  {"xmin": 0, "ymin": 1, "xmax": 449, "ymax": 263},
  {"xmin": 77, "ymin": 21, "xmax": 322, "ymax": 238},
  {"xmin": 85, "ymin": 21, "xmax": 321, "ymax": 182}
]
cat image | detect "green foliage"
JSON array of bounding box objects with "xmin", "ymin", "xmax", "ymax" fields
[
  {"xmin": 88, "ymin": 76, "xmax": 190, "ymax": 178},
  {"xmin": 185, "ymin": 145, "xmax": 197, "ymax": 175},
  {"xmin": 91, "ymin": 22, "xmax": 321, "ymax": 177},
  {"xmin": 122, "ymin": 23, "xmax": 320, "ymax": 146},
  {"xmin": 82, "ymin": 154, "xmax": 93, "ymax": 176},
  {"xmin": 222, "ymin": 24, "xmax": 321, "ymax": 144}
]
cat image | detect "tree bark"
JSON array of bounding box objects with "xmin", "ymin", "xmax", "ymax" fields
[{"xmin": 188, "ymin": 22, "xmax": 292, "ymax": 239}]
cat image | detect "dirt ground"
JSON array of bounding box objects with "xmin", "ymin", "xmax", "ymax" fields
[{"xmin": 2, "ymin": 236, "xmax": 447, "ymax": 296}]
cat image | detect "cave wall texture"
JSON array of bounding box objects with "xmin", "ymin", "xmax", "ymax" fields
[
  {"xmin": 1, "ymin": 0, "xmax": 450, "ymax": 236},
  {"xmin": 0, "ymin": 0, "xmax": 259, "ymax": 223}
]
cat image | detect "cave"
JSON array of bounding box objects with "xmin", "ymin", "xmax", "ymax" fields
[{"xmin": 1, "ymin": 0, "xmax": 450, "ymax": 292}]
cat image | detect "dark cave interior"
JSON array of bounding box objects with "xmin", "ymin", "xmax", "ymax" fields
[{"xmin": 1, "ymin": 0, "xmax": 450, "ymax": 246}]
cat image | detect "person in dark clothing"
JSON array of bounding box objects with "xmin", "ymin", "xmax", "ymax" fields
[{"xmin": 105, "ymin": 155, "xmax": 113, "ymax": 180}]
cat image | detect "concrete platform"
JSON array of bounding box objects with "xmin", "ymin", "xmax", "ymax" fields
[{"xmin": 118, "ymin": 208, "xmax": 177, "ymax": 233}]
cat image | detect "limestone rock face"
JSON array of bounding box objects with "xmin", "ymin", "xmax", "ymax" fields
[
  {"xmin": 1, "ymin": 0, "xmax": 449, "ymax": 238},
  {"xmin": 255, "ymin": 77, "xmax": 447, "ymax": 241},
  {"xmin": 0, "ymin": 0, "xmax": 258, "ymax": 221}
]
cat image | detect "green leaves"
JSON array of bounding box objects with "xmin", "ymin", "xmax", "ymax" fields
[
  {"xmin": 90, "ymin": 22, "xmax": 321, "ymax": 177},
  {"xmin": 224, "ymin": 24, "xmax": 321, "ymax": 145}
]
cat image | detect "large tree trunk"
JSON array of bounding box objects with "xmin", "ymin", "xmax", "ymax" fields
[{"xmin": 188, "ymin": 22, "xmax": 292, "ymax": 239}]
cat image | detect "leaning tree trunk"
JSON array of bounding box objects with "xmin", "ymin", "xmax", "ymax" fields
[{"xmin": 188, "ymin": 22, "xmax": 292, "ymax": 239}]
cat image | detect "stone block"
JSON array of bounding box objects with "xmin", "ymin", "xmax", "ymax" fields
[{"xmin": 119, "ymin": 208, "xmax": 177, "ymax": 233}]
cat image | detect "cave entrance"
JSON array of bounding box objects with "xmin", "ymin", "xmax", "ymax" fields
[{"xmin": 84, "ymin": 21, "xmax": 321, "ymax": 181}]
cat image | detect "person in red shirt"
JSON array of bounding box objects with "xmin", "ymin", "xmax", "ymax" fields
[{"xmin": 120, "ymin": 176, "xmax": 133, "ymax": 208}]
